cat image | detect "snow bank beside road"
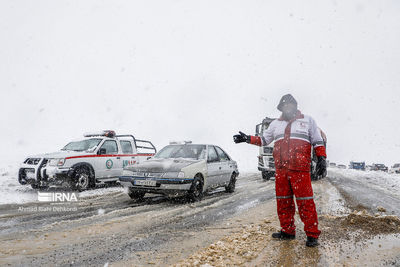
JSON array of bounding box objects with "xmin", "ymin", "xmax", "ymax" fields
[{"xmin": 328, "ymin": 168, "xmax": 400, "ymax": 198}]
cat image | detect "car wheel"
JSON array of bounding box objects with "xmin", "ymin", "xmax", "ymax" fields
[
  {"xmin": 225, "ymin": 173, "xmax": 237, "ymax": 193},
  {"xmin": 187, "ymin": 176, "xmax": 204, "ymax": 202},
  {"xmin": 262, "ymin": 171, "xmax": 274, "ymax": 180},
  {"xmin": 127, "ymin": 188, "xmax": 146, "ymax": 200},
  {"xmin": 71, "ymin": 166, "xmax": 94, "ymax": 191}
]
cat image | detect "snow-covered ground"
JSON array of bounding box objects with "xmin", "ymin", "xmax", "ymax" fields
[
  {"xmin": 0, "ymin": 163, "xmax": 39, "ymax": 204},
  {"xmin": 328, "ymin": 168, "xmax": 400, "ymax": 199},
  {"xmin": 0, "ymin": 163, "xmax": 125, "ymax": 205}
]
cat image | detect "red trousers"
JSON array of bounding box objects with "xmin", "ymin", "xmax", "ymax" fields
[{"xmin": 275, "ymin": 168, "xmax": 321, "ymax": 238}]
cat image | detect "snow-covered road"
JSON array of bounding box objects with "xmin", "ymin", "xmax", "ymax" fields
[
  {"xmin": 0, "ymin": 172, "xmax": 277, "ymax": 266},
  {"xmin": 0, "ymin": 168, "xmax": 399, "ymax": 266},
  {"xmin": 328, "ymin": 168, "xmax": 400, "ymax": 215}
]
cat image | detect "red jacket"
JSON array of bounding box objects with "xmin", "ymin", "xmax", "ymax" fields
[{"xmin": 250, "ymin": 111, "xmax": 326, "ymax": 172}]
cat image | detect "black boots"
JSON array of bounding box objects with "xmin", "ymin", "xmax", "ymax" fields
[
  {"xmin": 272, "ymin": 231, "xmax": 319, "ymax": 247},
  {"xmin": 271, "ymin": 231, "xmax": 296, "ymax": 240},
  {"xmin": 306, "ymin": 236, "xmax": 319, "ymax": 247}
]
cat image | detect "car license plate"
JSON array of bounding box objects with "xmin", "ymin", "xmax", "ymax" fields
[{"xmin": 134, "ymin": 179, "xmax": 156, "ymax": 187}]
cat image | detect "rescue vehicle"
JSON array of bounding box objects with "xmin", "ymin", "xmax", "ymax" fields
[{"xmin": 18, "ymin": 130, "xmax": 156, "ymax": 191}]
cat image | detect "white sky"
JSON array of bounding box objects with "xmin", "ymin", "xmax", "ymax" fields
[{"xmin": 1, "ymin": 0, "xmax": 399, "ymax": 170}]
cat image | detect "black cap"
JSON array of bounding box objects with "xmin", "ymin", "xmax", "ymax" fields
[{"xmin": 277, "ymin": 94, "xmax": 297, "ymax": 111}]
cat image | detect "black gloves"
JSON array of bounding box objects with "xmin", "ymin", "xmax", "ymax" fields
[
  {"xmin": 233, "ymin": 131, "xmax": 251, "ymax": 144},
  {"xmin": 316, "ymin": 156, "xmax": 327, "ymax": 177}
]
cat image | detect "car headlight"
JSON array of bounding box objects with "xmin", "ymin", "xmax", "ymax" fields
[
  {"xmin": 49, "ymin": 158, "xmax": 65, "ymax": 166},
  {"xmin": 57, "ymin": 158, "xmax": 66, "ymax": 166},
  {"xmin": 162, "ymin": 172, "xmax": 185, "ymax": 178}
]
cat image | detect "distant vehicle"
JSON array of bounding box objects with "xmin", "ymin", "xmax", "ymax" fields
[
  {"xmin": 349, "ymin": 161, "xmax": 366, "ymax": 171},
  {"xmin": 390, "ymin": 163, "xmax": 400, "ymax": 174},
  {"xmin": 255, "ymin": 117, "xmax": 327, "ymax": 181},
  {"xmin": 18, "ymin": 130, "xmax": 156, "ymax": 191},
  {"xmin": 371, "ymin": 163, "xmax": 388, "ymax": 172},
  {"xmin": 337, "ymin": 164, "xmax": 346, "ymax": 169},
  {"xmin": 329, "ymin": 162, "xmax": 337, "ymax": 168},
  {"xmin": 119, "ymin": 142, "xmax": 239, "ymax": 201}
]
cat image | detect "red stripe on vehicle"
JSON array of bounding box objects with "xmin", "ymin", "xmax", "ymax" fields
[{"xmin": 65, "ymin": 154, "xmax": 155, "ymax": 160}]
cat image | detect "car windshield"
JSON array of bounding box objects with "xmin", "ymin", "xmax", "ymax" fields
[
  {"xmin": 154, "ymin": 145, "xmax": 206, "ymax": 160},
  {"xmin": 62, "ymin": 138, "xmax": 102, "ymax": 152}
]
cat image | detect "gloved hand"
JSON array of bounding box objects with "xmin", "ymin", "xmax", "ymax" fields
[
  {"xmin": 316, "ymin": 156, "xmax": 327, "ymax": 177},
  {"xmin": 233, "ymin": 131, "xmax": 251, "ymax": 143}
]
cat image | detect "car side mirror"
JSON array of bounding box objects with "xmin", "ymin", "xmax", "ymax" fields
[{"xmin": 98, "ymin": 148, "xmax": 107, "ymax": 155}]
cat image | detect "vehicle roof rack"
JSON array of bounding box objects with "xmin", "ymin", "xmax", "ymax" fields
[{"xmin": 116, "ymin": 135, "xmax": 157, "ymax": 153}]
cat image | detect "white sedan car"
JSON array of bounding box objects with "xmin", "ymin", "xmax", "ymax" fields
[{"xmin": 119, "ymin": 143, "xmax": 239, "ymax": 201}]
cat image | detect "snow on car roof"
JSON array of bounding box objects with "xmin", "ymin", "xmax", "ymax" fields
[{"xmin": 167, "ymin": 143, "xmax": 215, "ymax": 147}]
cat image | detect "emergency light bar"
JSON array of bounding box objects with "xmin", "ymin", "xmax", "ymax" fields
[{"xmin": 84, "ymin": 130, "xmax": 116, "ymax": 138}]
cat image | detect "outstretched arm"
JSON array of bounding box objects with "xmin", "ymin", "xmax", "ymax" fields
[{"xmin": 233, "ymin": 122, "xmax": 275, "ymax": 147}]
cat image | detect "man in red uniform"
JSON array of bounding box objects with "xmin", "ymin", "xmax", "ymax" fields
[{"xmin": 233, "ymin": 94, "xmax": 327, "ymax": 247}]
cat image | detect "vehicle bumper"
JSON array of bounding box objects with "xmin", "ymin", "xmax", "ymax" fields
[
  {"xmin": 19, "ymin": 166, "xmax": 72, "ymax": 186},
  {"xmin": 258, "ymin": 167, "xmax": 275, "ymax": 172},
  {"xmin": 18, "ymin": 167, "xmax": 37, "ymax": 185},
  {"xmin": 119, "ymin": 176, "xmax": 193, "ymax": 193},
  {"xmin": 42, "ymin": 166, "xmax": 72, "ymax": 181},
  {"xmin": 258, "ymin": 155, "xmax": 275, "ymax": 172}
]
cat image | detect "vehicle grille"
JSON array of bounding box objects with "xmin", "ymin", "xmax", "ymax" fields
[
  {"xmin": 263, "ymin": 146, "xmax": 273, "ymax": 154},
  {"xmin": 259, "ymin": 156, "xmax": 275, "ymax": 168},
  {"xmin": 132, "ymin": 172, "xmax": 164, "ymax": 178},
  {"xmin": 24, "ymin": 158, "xmax": 41, "ymax": 165},
  {"xmin": 268, "ymin": 158, "xmax": 275, "ymax": 168}
]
